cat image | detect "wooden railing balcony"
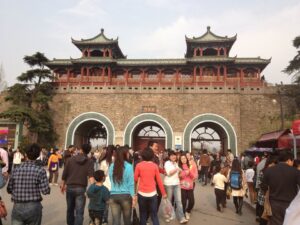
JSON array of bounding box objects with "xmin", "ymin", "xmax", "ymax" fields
[{"xmin": 54, "ymin": 74, "xmax": 264, "ymax": 87}]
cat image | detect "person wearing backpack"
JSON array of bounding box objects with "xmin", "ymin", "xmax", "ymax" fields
[{"xmin": 228, "ymin": 158, "xmax": 247, "ymax": 215}]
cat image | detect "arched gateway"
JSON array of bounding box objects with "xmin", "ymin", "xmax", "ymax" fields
[
  {"xmin": 65, "ymin": 112, "xmax": 115, "ymax": 149},
  {"xmin": 183, "ymin": 113, "xmax": 238, "ymax": 155},
  {"xmin": 124, "ymin": 113, "xmax": 173, "ymax": 150}
]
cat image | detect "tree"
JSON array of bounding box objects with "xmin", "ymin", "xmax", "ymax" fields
[
  {"xmin": 283, "ymin": 36, "xmax": 300, "ymax": 111},
  {"xmin": 0, "ymin": 52, "xmax": 57, "ymax": 146}
]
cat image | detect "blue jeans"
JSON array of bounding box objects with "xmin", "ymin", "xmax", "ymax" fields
[
  {"xmin": 165, "ymin": 185, "xmax": 185, "ymax": 220},
  {"xmin": 12, "ymin": 202, "xmax": 42, "ymax": 225},
  {"xmin": 138, "ymin": 194, "xmax": 159, "ymax": 225},
  {"xmin": 109, "ymin": 194, "xmax": 132, "ymax": 225},
  {"xmin": 66, "ymin": 186, "xmax": 86, "ymax": 225}
]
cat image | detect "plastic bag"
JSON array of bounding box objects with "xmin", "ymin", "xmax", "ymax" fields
[{"xmin": 163, "ymin": 199, "xmax": 175, "ymax": 218}]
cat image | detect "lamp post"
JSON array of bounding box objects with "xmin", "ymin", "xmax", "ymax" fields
[
  {"xmin": 272, "ymin": 82, "xmax": 284, "ymax": 130},
  {"xmin": 276, "ymin": 82, "xmax": 285, "ymax": 130}
]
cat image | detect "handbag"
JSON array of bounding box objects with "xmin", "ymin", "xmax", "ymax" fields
[
  {"xmin": 226, "ymin": 186, "xmax": 232, "ymax": 199},
  {"xmin": 0, "ymin": 167, "xmax": 7, "ymax": 189},
  {"xmin": 132, "ymin": 208, "xmax": 139, "ymax": 225},
  {"xmin": 0, "ymin": 200, "xmax": 7, "ymax": 219},
  {"xmin": 261, "ymin": 189, "xmax": 272, "ymax": 220},
  {"xmin": 49, "ymin": 161, "xmax": 58, "ymax": 172}
]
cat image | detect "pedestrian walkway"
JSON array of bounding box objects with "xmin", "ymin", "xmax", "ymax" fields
[{"xmin": 2, "ymin": 180, "xmax": 257, "ymax": 225}]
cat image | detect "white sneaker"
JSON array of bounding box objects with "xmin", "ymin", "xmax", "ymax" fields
[
  {"xmin": 185, "ymin": 212, "xmax": 190, "ymax": 220},
  {"xmin": 180, "ymin": 218, "xmax": 188, "ymax": 224},
  {"xmin": 165, "ymin": 216, "xmax": 174, "ymax": 223}
]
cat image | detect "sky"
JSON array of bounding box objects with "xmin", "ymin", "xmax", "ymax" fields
[{"xmin": 0, "ymin": 0, "xmax": 299, "ymax": 86}]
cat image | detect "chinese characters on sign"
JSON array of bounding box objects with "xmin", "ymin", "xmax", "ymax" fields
[{"xmin": 142, "ymin": 106, "xmax": 157, "ymax": 113}]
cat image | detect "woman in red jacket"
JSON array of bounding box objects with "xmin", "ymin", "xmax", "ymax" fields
[{"xmin": 134, "ymin": 148, "xmax": 167, "ymax": 225}]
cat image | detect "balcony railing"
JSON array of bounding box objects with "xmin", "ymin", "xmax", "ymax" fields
[{"xmin": 54, "ymin": 74, "xmax": 263, "ymax": 87}]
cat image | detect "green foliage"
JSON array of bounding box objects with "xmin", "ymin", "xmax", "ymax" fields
[
  {"xmin": 284, "ymin": 36, "xmax": 300, "ymax": 111},
  {"xmin": 0, "ymin": 52, "xmax": 57, "ymax": 146},
  {"xmin": 284, "ymin": 36, "xmax": 300, "ymax": 83}
]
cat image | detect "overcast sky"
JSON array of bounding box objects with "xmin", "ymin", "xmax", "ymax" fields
[{"xmin": 1, "ymin": 0, "xmax": 299, "ymax": 86}]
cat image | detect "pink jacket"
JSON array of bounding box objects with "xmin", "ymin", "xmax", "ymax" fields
[{"xmin": 179, "ymin": 164, "xmax": 197, "ymax": 190}]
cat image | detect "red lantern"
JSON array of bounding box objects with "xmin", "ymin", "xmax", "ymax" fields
[{"xmin": 292, "ymin": 120, "xmax": 300, "ymax": 136}]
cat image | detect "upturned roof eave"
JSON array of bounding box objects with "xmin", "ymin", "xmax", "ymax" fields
[{"xmin": 71, "ymin": 28, "xmax": 118, "ymax": 45}]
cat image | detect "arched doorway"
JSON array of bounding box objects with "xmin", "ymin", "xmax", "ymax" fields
[
  {"xmin": 74, "ymin": 120, "xmax": 107, "ymax": 149},
  {"xmin": 65, "ymin": 112, "xmax": 115, "ymax": 149},
  {"xmin": 191, "ymin": 122, "xmax": 228, "ymax": 154},
  {"xmin": 132, "ymin": 122, "xmax": 166, "ymax": 152},
  {"xmin": 123, "ymin": 113, "xmax": 173, "ymax": 150},
  {"xmin": 183, "ymin": 113, "xmax": 237, "ymax": 155}
]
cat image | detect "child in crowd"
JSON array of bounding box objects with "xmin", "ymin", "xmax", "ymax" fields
[
  {"xmin": 212, "ymin": 165, "xmax": 228, "ymax": 212},
  {"xmin": 87, "ymin": 170, "xmax": 110, "ymax": 225}
]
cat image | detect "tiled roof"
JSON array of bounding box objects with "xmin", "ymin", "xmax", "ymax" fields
[
  {"xmin": 71, "ymin": 29, "xmax": 118, "ymax": 45},
  {"xmin": 45, "ymin": 56, "xmax": 271, "ymax": 67},
  {"xmin": 186, "ymin": 26, "xmax": 236, "ymax": 43}
]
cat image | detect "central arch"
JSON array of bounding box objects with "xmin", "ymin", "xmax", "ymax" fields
[
  {"xmin": 183, "ymin": 113, "xmax": 237, "ymax": 155},
  {"xmin": 123, "ymin": 113, "xmax": 173, "ymax": 150}
]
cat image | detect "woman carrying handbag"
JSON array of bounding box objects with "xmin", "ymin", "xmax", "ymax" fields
[{"xmin": 134, "ymin": 148, "xmax": 167, "ymax": 225}]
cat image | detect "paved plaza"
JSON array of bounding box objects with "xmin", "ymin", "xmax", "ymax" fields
[{"xmin": 1, "ymin": 171, "xmax": 257, "ymax": 225}]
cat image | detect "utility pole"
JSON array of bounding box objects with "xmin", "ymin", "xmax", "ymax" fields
[{"xmin": 278, "ymin": 81, "xmax": 284, "ymax": 130}]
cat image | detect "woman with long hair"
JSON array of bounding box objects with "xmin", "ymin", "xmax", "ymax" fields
[
  {"xmin": 99, "ymin": 145, "xmax": 115, "ymax": 225},
  {"xmin": 109, "ymin": 146, "xmax": 135, "ymax": 225},
  {"xmin": 229, "ymin": 158, "xmax": 247, "ymax": 215},
  {"xmin": 134, "ymin": 147, "xmax": 167, "ymax": 225},
  {"xmin": 164, "ymin": 150, "xmax": 188, "ymax": 224},
  {"xmin": 178, "ymin": 153, "xmax": 197, "ymax": 220}
]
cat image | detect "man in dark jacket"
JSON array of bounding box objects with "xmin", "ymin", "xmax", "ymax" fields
[
  {"xmin": 263, "ymin": 151, "xmax": 300, "ymax": 225},
  {"xmin": 61, "ymin": 143, "xmax": 95, "ymax": 225}
]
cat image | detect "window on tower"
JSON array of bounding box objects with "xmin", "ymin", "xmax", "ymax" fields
[
  {"xmin": 90, "ymin": 50, "xmax": 104, "ymax": 57},
  {"xmin": 203, "ymin": 48, "xmax": 218, "ymax": 56}
]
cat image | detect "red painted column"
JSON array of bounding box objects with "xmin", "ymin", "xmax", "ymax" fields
[
  {"xmin": 217, "ymin": 48, "xmax": 220, "ymax": 56},
  {"xmin": 224, "ymin": 66, "xmax": 227, "ymax": 80},
  {"xmin": 80, "ymin": 67, "xmax": 84, "ymax": 82},
  {"xmin": 175, "ymin": 69, "xmax": 179, "ymax": 84},
  {"xmin": 88, "ymin": 49, "xmax": 91, "ymax": 57},
  {"xmin": 193, "ymin": 66, "xmax": 196, "ymax": 83},
  {"xmin": 125, "ymin": 69, "xmax": 129, "ymax": 84},
  {"xmin": 217, "ymin": 66, "xmax": 220, "ymax": 81},
  {"xmin": 158, "ymin": 69, "xmax": 162, "ymax": 84},
  {"xmin": 200, "ymin": 48, "xmax": 203, "ymax": 56},
  {"xmin": 67, "ymin": 69, "xmax": 70, "ymax": 83},
  {"xmin": 141, "ymin": 69, "xmax": 145, "ymax": 83},
  {"xmin": 200, "ymin": 66, "xmax": 203, "ymax": 80},
  {"xmin": 240, "ymin": 68, "xmax": 244, "ymax": 85},
  {"xmin": 108, "ymin": 67, "xmax": 111, "ymax": 83}
]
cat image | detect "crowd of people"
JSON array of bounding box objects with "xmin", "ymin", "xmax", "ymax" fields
[{"xmin": 0, "ymin": 143, "xmax": 299, "ymax": 225}]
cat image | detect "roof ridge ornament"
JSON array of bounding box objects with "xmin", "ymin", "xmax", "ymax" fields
[
  {"xmin": 207, "ymin": 26, "xmax": 211, "ymax": 31},
  {"xmin": 101, "ymin": 28, "xmax": 104, "ymax": 34}
]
